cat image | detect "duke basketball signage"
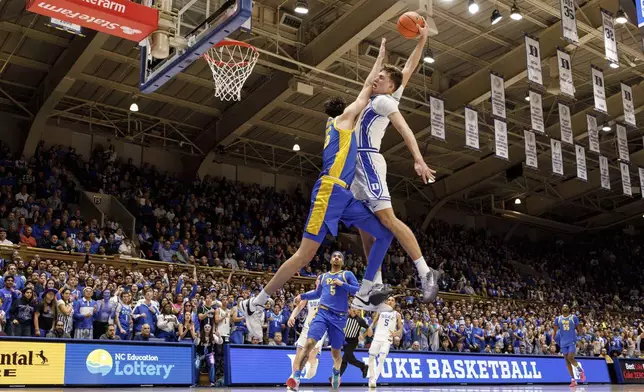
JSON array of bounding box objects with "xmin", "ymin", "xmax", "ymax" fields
[
  {"xmin": 226, "ymin": 346, "xmax": 611, "ymax": 385},
  {"xmin": 26, "ymin": 0, "xmax": 158, "ymax": 41}
]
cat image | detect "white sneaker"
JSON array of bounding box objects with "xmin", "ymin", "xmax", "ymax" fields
[
  {"xmin": 369, "ymin": 380, "xmax": 377, "ymax": 388},
  {"xmin": 352, "ymin": 286, "xmax": 393, "ymax": 311},
  {"xmin": 420, "ymin": 268, "xmax": 440, "ymax": 303},
  {"xmin": 239, "ymin": 298, "xmax": 264, "ymax": 332}
]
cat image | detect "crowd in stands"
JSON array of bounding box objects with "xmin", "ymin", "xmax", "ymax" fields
[{"xmin": 0, "ymin": 139, "xmax": 644, "ymax": 386}]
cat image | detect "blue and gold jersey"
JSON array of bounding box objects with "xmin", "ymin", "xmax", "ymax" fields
[
  {"xmin": 555, "ymin": 314, "xmax": 579, "ymax": 347},
  {"xmin": 320, "ymin": 117, "xmax": 357, "ymax": 186},
  {"xmin": 301, "ymin": 270, "xmax": 360, "ymax": 314}
]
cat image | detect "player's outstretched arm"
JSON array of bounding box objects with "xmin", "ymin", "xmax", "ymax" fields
[
  {"xmin": 389, "ymin": 112, "xmax": 436, "ymax": 184},
  {"xmin": 288, "ymin": 298, "xmax": 307, "ymax": 327},
  {"xmin": 401, "ymin": 22, "xmax": 429, "ymax": 89},
  {"xmin": 338, "ymin": 38, "xmax": 387, "ymax": 125},
  {"xmin": 300, "ymin": 276, "xmax": 323, "ymax": 301}
]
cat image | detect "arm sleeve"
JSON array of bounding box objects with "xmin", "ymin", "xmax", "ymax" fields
[
  {"xmin": 300, "ymin": 287, "xmax": 322, "ymax": 301},
  {"xmin": 343, "ymin": 272, "xmax": 360, "ymax": 295},
  {"xmin": 372, "ymin": 95, "xmax": 400, "ymax": 117},
  {"xmin": 358, "ymin": 317, "xmax": 369, "ymax": 329}
]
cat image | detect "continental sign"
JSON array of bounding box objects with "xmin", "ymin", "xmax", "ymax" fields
[{"xmin": 0, "ymin": 342, "xmax": 65, "ymax": 385}]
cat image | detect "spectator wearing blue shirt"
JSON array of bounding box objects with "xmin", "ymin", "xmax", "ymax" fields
[
  {"xmin": 0, "ymin": 263, "xmax": 25, "ymax": 291},
  {"xmin": 133, "ymin": 288, "xmax": 159, "ymax": 335},
  {"xmin": 267, "ymin": 304, "xmax": 286, "ymax": 340},
  {"xmin": 73, "ymin": 287, "xmax": 97, "ymax": 339},
  {"xmin": 158, "ymin": 241, "xmax": 174, "ymax": 262},
  {"xmin": 470, "ymin": 318, "xmax": 485, "ymax": 352}
]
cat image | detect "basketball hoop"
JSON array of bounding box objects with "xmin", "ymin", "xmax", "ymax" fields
[{"xmin": 204, "ymin": 40, "xmax": 259, "ymax": 101}]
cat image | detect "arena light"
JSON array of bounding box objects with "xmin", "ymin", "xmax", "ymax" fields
[
  {"xmin": 292, "ymin": 143, "xmax": 301, "ymax": 151},
  {"xmin": 423, "ymin": 49, "xmax": 435, "ymax": 64},
  {"xmin": 468, "ymin": 0, "xmax": 479, "ymax": 14},
  {"xmin": 602, "ymin": 123, "xmax": 611, "ymax": 132},
  {"xmin": 524, "ymin": 92, "xmax": 530, "ymax": 101},
  {"xmin": 615, "ymin": 8, "xmax": 628, "ymax": 24},
  {"xmin": 609, "ymin": 62, "xmax": 619, "ymax": 69},
  {"xmin": 294, "ymin": 0, "xmax": 309, "ymax": 14},
  {"xmin": 514, "ymin": 198, "xmax": 522, "ymax": 205},
  {"xmin": 490, "ymin": 9, "xmax": 502, "ymax": 25},
  {"xmin": 510, "ymin": 2, "xmax": 523, "ymax": 20},
  {"xmin": 129, "ymin": 102, "xmax": 139, "ymax": 112}
]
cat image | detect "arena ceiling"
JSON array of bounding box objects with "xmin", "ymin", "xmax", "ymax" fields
[{"xmin": 1, "ymin": 0, "xmax": 644, "ymax": 232}]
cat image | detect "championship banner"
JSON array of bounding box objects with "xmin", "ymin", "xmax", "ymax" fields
[
  {"xmin": 575, "ymin": 144, "xmax": 587, "ymax": 181},
  {"xmin": 601, "ymin": 9, "xmax": 619, "ymax": 67},
  {"xmin": 494, "ymin": 119, "xmax": 509, "ymax": 159},
  {"xmin": 591, "ymin": 66, "xmax": 607, "ymax": 113},
  {"xmin": 640, "ymin": 168, "xmax": 644, "ymax": 199},
  {"xmin": 616, "ymin": 123, "xmax": 630, "ymax": 162},
  {"xmin": 599, "ymin": 155, "xmax": 611, "ymax": 190},
  {"xmin": 552, "ymin": 139, "xmax": 564, "ymax": 176},
  {"xmin": 524, "ymin": 130, "xmax": 538, "ymax": 170},
  {"xmin": 621, "ymin": 83, "xmax": 636, "ymax": 127},
  {"xmin": 557, "ymin": 48, "xmax": 574, "ymax": 98},
  {"xmin": 560, "ymin": 0, "xmax": 578, "ymax": 44},
  {"xmin": 558, "ymin": 102, "xmax": 573, "ymax": 145},
  {"xmin": 227, "ymin": 346, "xmax": 611, "ymax": 386},
  {"xmin": 465, "ymin": 106, "xmax": 479, "ymax": 150},
  {"xmin": 0, "ymin": 341, "xmax": 66, "ymax": 385},
  {"xmin": 525, "ymin": 35, "xmax": 543, "ymax": 86},
  {"xmin": 430, "ymin": 96, "xmax": 445, "ymax": 141},
  {"xmin": 530, "ymin": 90, "xmax": 545, "ymax": 134},
  {"xmin": 490, "ymin": 72, "xmax": 506, "ymax": 119},
  {"xmin": 621, "ymin": 162, "xmax": 632, "ymax": 196},
  {"xmin": 587, "ymin": 114, "xmax": 600, "ymax": 154}
]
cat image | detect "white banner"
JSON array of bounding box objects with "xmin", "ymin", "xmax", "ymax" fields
[
  {"xmin": 529, "ymin": 90, "xmax": 545, "ymax": 134},
  {"xmin": 592, "ymin": 66, "xmax": 607, "ymax": 113},
  {"xmin": 599, "ymin": 155, "xmax": 610, "ymax": 190},
  {"xmin": 640, "ymin": 167, "xmax": 644, "ymax": 199},
  {"xmin": 601, "ymin": 9, "xmax": 619, "ymax": 66},
  {"xmin": 621, "ymin": 83, "xmax": 636, "ymax": 127},
  {"xmin": 552, "ymin": 139, "xmax": 564, "ymax": 176},
  {"xmin": 490, "ymin": 73, "xmax": 506, "ymax": 119},
  {"xmin": 621, "ymin": 162, "xmax": 632, "ymax": 196},
  {"xmin": 524, "ymin": 130, "xmax": 538, "ymax": 170},
  {"xmin": 465, "ymin": 107, "xmax": 479, "ymax": 150},
  {"xmin": 616, "ymin": 123, "xmax": 630, "ymax": 162},
  {"xmin": 560, "ymin": 0, "xmax": 579, "ymax": 44},
  {"xmin": 575, "ymin": 144, "xmax": 587, "ymax": 181},
  {"xmin": 494, "ymin": 119, "xmax": 508, "ymax": 159},
  {"xmin": 557, "ymin": 49, "xmax": 574, "ymax": 98},
  {"xmin": 587, "ymin": 114, "xmax": 599, "ymax": 154},
  {"xmin": 525, "ymin": 35, "xmax": 543, "ymax": 86},
  {"xmin": 430, "ymin": 96, "xmax": 445, "ymax": 141},
  {"xmin": 559, "ymin": 102, "xmax": 573, "ymax": 145}
]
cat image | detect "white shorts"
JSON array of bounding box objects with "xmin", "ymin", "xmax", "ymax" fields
[
  {"xmin": 351, "ymin": 150, "xmax": 392, "ymax": 212},
  {"xmin": 297, "ymin": 323, "xmax": 325, "ymax": 350},
  {"xmin": 369, "ymin": 339, "xmax": 392, "ymax": 356}
]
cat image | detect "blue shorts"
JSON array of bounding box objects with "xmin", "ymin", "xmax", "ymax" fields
[
  {"xmin": 560, "ymin": 343, "xmax": 576, "ymax": 355},
  {"xmin": 307, "ymin": 307, "xmax": 347, "ymax": 350},
  {"xmin": 303, "ymin": 177, "xmax": 374, "ymax": 243}
]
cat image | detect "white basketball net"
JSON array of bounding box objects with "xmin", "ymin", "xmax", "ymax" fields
[{"xmin": 204, "ymin": 42, "xmax": 259, "ymax": 101}]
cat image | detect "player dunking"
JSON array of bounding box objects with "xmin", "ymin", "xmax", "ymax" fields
[
  {"xmin": 553, "ymin": 304, "xmax": 586, "ymax": 387},
  {"xmin": 239, "ymin": 39, "xmax": 395, "ymax": 333},
  {"xmin": 368, "ymin": 297, "xmax": 402, "ymax": 388},
  {"xmin": 288, "ymin": 251, "xmax": 358, "ymax": 390},
  {"xmin": 351, "ymin": 19, "xmax": 440, "ymax": 305},
  {"xmin": 287, "ymin": 287, "xmax": 326, "ymax": 380}
]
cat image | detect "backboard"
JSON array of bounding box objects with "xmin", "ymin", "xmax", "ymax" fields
[{"xmin": 139, "ymin": 0, "xmax": 252, "ymax": 94}]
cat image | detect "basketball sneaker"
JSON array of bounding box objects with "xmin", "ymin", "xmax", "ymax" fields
[
  {"xmin": 578, "ymin": 367, "xmax": 586, "ymax": 383},
  {"xmin": 420, "ymin": 268, "xmax": 440, "ymax": 303},
  {"xmin": 331, "ymin": 372, "xmax": 341, "ymax": 389},
  {"xmin": 569, "ymin": 380, "xmax": 578, "ymax": 388},
  {"xmin": 238, "ymin": 298, "xmax": 264, "ymax": 337},
  {"xmin": 286, "ymin": 377, "xmax": 300, "ymax": 391},
  {"xmin": 369, "ymin": 380, "xmax": 377, "ymax": 388},
  {"xmin": 352, "ymin": 286, "xmax": 393, "ymax": 311}
]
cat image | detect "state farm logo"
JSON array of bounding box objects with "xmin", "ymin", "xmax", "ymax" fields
[{"xmin": 36, "ymin": 2, "xmax": 142, "ymax": 34}]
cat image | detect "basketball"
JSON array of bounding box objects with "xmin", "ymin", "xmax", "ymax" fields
[{"xmin": 397, "ymin": 11, "xmax": 425, "ymax": 39}]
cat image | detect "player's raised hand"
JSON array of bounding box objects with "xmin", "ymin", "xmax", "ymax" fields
[
  {"xmin": 418, "ymin": 19, "xmax": 430, "ymax": 38},
  {"xmin": 414, "ymin": 160, "xmax": 436, "ymax": 184},
  {"xmin": 378, "ymin": 38, "xmax": 387, "ymax": 58}
]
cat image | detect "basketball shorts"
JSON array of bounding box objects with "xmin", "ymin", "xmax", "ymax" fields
[
  {"xmin": 351, "ymin": 149, "xmax": 392, "ymax": 212},
  {"xmin": 369, "ymin": 339, "xmax": 392, "ymax": 356},
  {"xmin": 297, "ymin": 322, "xmax": 326, "ymax": 350},
  {"xmin": 307, "ymin": 307, "xmax": 347, "ymax": 350},
  {"xmin": 560, "ymin": 343, "xmax": 576, "ymax": 355},
  {"xmin": 303, "ymin": 176, "xmax": 377, "ymax": 244}
]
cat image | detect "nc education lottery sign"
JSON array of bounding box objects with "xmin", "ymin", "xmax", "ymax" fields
[
  {"xmin": 226, "ymin": 346, "xmax": 611, "ymax": 385},
  {"xmin": 26, "ymin": 0, "xmax": 158, "ymax": 41}
]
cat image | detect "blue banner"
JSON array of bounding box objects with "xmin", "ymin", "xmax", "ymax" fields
[
  {"xmin": 637, "ymin": 0, "xmax": 644, "ymax": 27},
  {"xmin": 64, "ymin": 342, "xmax": 194, "ymax": 385},
  {"xmin": 226, "ymin": 345, "xmax": 611, "ymax": 385}
]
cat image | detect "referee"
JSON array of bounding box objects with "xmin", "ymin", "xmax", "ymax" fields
[{"xmin": 341, "ymin": 307, "xmax": 372, "ymax": 378}]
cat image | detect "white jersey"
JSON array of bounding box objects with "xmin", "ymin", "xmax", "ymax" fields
[
  {"xmin": 355, "ymin": 87, "xmax": 403, "ymax": 151},
  {"xmin": 216, "ymin": 308, "xmax": 231, "ymax": 337},
  {"xmin": 304, "ymin": 299, "xmax": 320, "ymax": 327},
  {"xmin": 374, "ymin": 311, "xmax": 398, "ymax": 342}
]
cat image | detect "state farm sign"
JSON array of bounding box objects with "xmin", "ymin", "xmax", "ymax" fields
[{"xmin": 26, "ymin": 0, "xmax": 158, "ymax": 42}]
